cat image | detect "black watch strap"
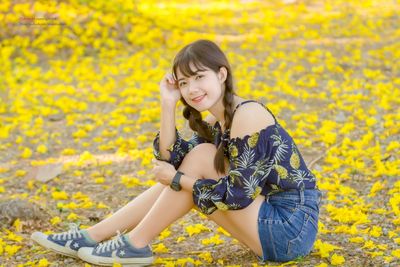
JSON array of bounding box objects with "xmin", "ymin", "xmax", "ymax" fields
[{"xmin": 170, "ymin": 171, "xmax": 184, "ymax": 191}]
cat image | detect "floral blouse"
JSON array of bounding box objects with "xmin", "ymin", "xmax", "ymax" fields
[{"xmin": 153, "ymin": 100, "xmax": 318, "ymax": 215}]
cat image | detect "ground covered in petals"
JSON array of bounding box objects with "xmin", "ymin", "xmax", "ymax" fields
[{"xmin": 1, "ymin": 0, "xmax": 400, "ymax": 266}]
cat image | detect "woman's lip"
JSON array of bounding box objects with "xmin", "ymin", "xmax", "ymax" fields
[{"xmin": 192, "ymin": 94, "xmax": 206, "ymax": 103}]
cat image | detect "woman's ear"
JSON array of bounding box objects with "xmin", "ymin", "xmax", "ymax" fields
[{"xmin": 218, "ymin": 67, "xmax": 228, "ymax": 83}]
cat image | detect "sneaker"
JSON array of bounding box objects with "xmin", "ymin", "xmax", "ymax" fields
[
  {"xmin": 78, "ymin": 231, "xmax": 154, "ymax": 266},
  {"xmin": 31, "ymin": 223, "xmax": 98, "ymax": 258}
]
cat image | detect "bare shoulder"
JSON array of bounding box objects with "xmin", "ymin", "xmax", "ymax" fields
[
  {"xmin": 230, "ymin": 102, "xmax": 275, "ymax": 139},
  {"xmin": 204, "ymin": 113, "xmax": 218, "ymax": 127}
]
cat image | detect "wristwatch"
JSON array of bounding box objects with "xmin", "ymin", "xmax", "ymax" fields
[{"xmin": 170, "ymin": 171, "xmax": 184, "ymax": 191}]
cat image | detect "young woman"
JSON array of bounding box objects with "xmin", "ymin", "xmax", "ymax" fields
[{"xmin": 31, "ymin": 39, "xmax": 322, "ymax": 265}]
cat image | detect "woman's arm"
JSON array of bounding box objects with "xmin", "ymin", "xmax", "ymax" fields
[
  {"xmin": 158, "ymin": 101, "xmax": 177, "ymax": 161},
  {"xmin": 157, "ymin": 73, "xmax": 181, "ymax": 161}
]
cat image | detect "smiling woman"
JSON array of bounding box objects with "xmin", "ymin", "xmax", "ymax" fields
[{"xmin": 30, "ymin": 39, "xmax": 322, "ymax": 266}]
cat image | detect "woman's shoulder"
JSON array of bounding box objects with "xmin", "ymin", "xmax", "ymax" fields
[{"xmin": 230, "ymin": 101, "xmax": 276, "ymax": 140}]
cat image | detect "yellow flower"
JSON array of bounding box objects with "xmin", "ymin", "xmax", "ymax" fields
[
  {"xmin": 392, "ymin": 249, "xmax": 400, "ymax": 258},
  {"xmin": 330, "ymin": 253, "xmax": 345, "ymax": 265},
  {"xmin": 386, "ymin": 141, "xmax": 400, "ymax": 152},
  {"xmin": 388, "ymin": 231, "xmax": 398, "ymax": 238},
  {"xmin": 67, "ymin": 212, "xmax": 78, "ymax": 221},
  {"xmin": 63, "ymin": 202, "xmax": 78, "ymax": 209},
  {"xmin": 5, "ymin": 229, "xmax": 23, "ymax": 242},
  {"xmin": 362, "ymin": 240, "xmax": 376, "ymax": 250},
  {"xmin": 349, "ymin": 237, "xmax": 364, "ymax": 243},
  {"xmin": 97, "ymin": 202, "xmax": 109, "ymax": 209},
  {"xmin": 95, "ymin": 177, "xmax": 105, "ymax": 184},
  {"xmin": 74, "ymin": 170, "xmax": 84, "ymax": 176},
  {"xmin": 52, "ymin": 191, "xmax": 68, "ymax": 200},
  {"xmin": 36, "ymin": 144, "xmax": 47, "ymax": 154},
  {"xmin": 198, "ymin": 251, "xmax": 213, "ymax": 263},
  {"xmin": 158, "ymin": 229, "xmax": 171, "ymax": 240},
  {"xmin": 79, "ymin": 151, "xmax": 94, "ymax": 162},
  {"xmin": 27, "ymin": 180, "xmax": 34, "ymax": 190},
  {"xmin": 15, "ymin": 170, "xmax": 27, "ymax": 177},
  {"xmin": 217, "ymin": 227, "xmax": 231, "ymax": 237},
  {"xmin": 5, "ymin": 245, "xmax": 21, "ymax": 256},
  {"xmin": 72, "ymin": 129, "xmax": 88, "ymax": 139},
  {"xmin": 201, "ymin": 234, "xmax": 224, "ymax": 245},
  {"xmin": 137, "ymin": 134, "xmax": 147, "ymax": 142},
  {"xmin": 314, "ymin": 240, "xmax": 341, "ymax": 258},
  {"xmin": 50, "ymin": 216, "xmax": 61, "ymax": 225},
  {"xmin": 368, "ymin": 181, "xmax": 386, "ymax": 197},
  {"xmin": 21, "ymin": 147, "xmax": 32, "ymax": 158},
  {"xmin": 185, "ymin": 224, "xmax": 211, "ymax": 237},
  {"xmin": 120, "ymin": 176, "xmax": 141, "ymax": 188},
  {"xmin": 152, "ymin": 243, "xmax": 168, "ymax": 253},
  {"xmin": 176, "ymin": 236, "xmax": 186, "ymax": 243},
  {"xmin": 13, "ymin": 218, "xmax": 22, "ymax": 232},
  {"xmin": 37, "ymin": 258, "xmax": 50, "ymax": 267},
  {"xmin": 369, "ymin": 226, "xmax": 382, "ymax": 238},
  {"xmin": 62, "ymin": 148, "xmax": 76, "ymax": 155}
]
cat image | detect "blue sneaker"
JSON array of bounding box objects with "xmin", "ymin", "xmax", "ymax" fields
[
  {"xmin": 31, "ymin": 223, "xmax": 98, "ymax": 258},
  {"xmin": 78, "ymin": 231, "xmax": 154, "ymax": 266}
]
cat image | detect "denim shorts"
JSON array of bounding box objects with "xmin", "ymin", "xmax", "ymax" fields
[{"xmin": 257, "ymin": 188, "xmax": 322, "ymax": 263}]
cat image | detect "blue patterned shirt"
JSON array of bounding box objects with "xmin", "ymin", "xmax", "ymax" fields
[{"xmin": 153, "ymin": 100, "xmax": 317, "ymax": 215}]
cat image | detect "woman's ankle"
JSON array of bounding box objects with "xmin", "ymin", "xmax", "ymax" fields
[
  {"xmin": 84, "ymin": 228, "xmax": 105, "ymax": 243},
  {"xmin": 127, "ymin": 233, "xmax": 149, "ymax": 249}
]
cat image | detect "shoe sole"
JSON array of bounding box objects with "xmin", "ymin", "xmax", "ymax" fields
[
  {"xmin": 31, "ymin": 232, "xmax": 78, "ymax": 259},
  {"xmin": 78, "ymin": 247, "xmax": 154, "ymax": 266}
]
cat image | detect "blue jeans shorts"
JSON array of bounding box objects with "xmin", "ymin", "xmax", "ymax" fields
[{"xmin": 257, "ymin": 188, "xmax": 322, "ymax": 263}]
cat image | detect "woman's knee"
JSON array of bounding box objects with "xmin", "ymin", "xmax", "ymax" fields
[
  {"xmin": 179, "ymin": 143, "xmax": 218, "ymax": 178},
  {"xmin": 183, "ymin": 143, "xmax": 217, "ymax": 164}
]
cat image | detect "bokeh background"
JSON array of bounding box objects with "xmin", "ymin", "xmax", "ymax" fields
[{"xmin": 0, "ymin": 0, "xmax": 399, "ymax": 266}]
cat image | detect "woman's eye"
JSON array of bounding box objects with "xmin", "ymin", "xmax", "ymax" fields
[
  {"xmin": 196, "ymin": 75, "xmax": 203, "ymax": 79},
  {"xmin": 179, "ymin": 82, "xmax": 186, "ymax": 87}
]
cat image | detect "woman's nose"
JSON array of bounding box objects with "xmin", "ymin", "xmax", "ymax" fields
[{"xmin": 188, "ymin": 82, "xmax": 199, "ymax": 94}]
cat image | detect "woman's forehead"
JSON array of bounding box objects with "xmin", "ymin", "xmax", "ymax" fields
[{"xmin": 176, "ymin": 63, "xmax": 209, "ymax": 79}]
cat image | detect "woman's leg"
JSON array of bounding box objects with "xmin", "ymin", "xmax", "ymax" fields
[
  {"xmin": 128, "ymin": 143, "xmax": 264, "ymax": 258},
  {"xmin": 86, "ymin": 183, "xmax": 166, "ymax": 242},
  {"xmin": 85, "ymin": 143, "xmax": 225, "ymax": 242}
]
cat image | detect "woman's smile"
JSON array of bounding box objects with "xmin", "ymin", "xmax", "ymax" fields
[{"xmin": 192, "ymin": 94, "xmax": 206, "ymax": 103}]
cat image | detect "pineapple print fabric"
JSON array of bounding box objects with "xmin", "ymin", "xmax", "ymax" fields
[{"xmin": 153, "ymin": 100, "xmax": 317, "ymax": 215}]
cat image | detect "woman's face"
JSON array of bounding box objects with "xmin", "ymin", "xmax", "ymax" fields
[{"xmin": 176, "ymin": 62, "xmax": 225, "ymax": 112}]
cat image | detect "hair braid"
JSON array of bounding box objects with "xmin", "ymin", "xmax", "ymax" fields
[{"xmin": 214, "ymin": 90, "xmax": 235, "ymax": 174}]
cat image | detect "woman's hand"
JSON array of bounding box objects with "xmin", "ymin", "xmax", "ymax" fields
[
  {"xmin": 159, "ymin": 73, "xmax": 181, "ymax": 105},
  {"xmin": 151, "ymin": 159, "xmax": 177, "ymax": 186}
]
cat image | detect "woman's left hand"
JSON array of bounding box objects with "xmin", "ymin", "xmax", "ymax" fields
[{"xmin": 151, "ymin": 159, "xmax": 177, "ymax": 186}]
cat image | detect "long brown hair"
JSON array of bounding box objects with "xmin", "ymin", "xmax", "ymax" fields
[{"xmin": 172, "ymin": 39, "xmax": 236, "ymax": 175}]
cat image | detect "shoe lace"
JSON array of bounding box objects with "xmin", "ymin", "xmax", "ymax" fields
[
  {"xmin": 52, "ymin": 223, "xmax": 82, "ymax": 241},
  {"xmin": 95, "ymin": 230, "xmax": 125, "ymax": 254}
]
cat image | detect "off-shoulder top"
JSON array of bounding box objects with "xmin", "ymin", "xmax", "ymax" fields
[{"xmin": 153, "ymin": 100, "xmax": 318, "ymax": 215}]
